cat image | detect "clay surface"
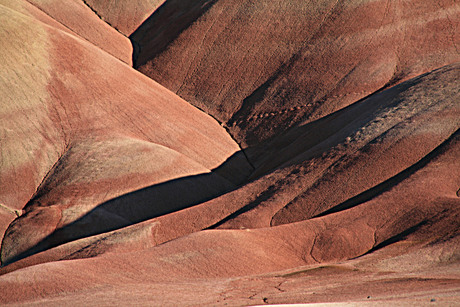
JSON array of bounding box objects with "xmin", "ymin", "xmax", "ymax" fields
[{"xmin": 0, "ymin": 1, "xmax": 459, "ymax": 306}]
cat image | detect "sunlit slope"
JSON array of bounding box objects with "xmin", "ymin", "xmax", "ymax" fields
[
  {"xmin": 0, "ymin": 3, "xmax": 250, "ymax": 266},
  {"xmin": 131, "ymin": 0, "xmax": 460, "ymax": 149},
  {"xmin": 0, "ymin": 0, "xmax": 459, "ymax": 305},
  {"xmin": 82, "ymin": 0, "xmax": 167, "ymax": 36}
]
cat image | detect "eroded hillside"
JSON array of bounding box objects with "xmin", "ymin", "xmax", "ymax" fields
[{"xmin": 0, "ymin": 0, "xmax": 459, "ymax": 305}]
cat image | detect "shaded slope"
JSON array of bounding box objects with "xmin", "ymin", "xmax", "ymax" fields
[
  {"xmin": 1, "ymin": 64, "xmax": 458, "ymax": 275},
  {"xmin": 82, "ymin": 0, "xmax": 167, "ymax": 36},
  {"xmin": 0, "ymin": 3, "xmax": 251, "ymax": 266},
  {"xmin": 131, "ymin": 0, "xmax": 460, "ymax": 149},
  {"xmin": 0, "ymin": 121, "xmax": 459, "ymax": 305},
  {"xmin": 215, "ymin": 63, "xmax": 460, "ymax": 229},
  {"xmin": 0, "ymin": 0, "xmax": 459, "ymax": 305}
]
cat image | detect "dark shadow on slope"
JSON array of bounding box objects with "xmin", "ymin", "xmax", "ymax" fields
[
  {"xmin": 208, "ymin": 130, "xmax": 458, "ymax": 230},
  {"xmin": 243, "ymin": 71, "xmax": 426, "ymax": 172},
  {"xmin": 0, "ymin": 150, "xmax": 250, "ymax": 267},
  {"xmin": 226, "ymin": 51, "xmax": 305, "ymax": 128},
  {"xmin": 312, "ymin": 129, "xmax": 460, "ymax": 219},
  {"xmin": 209, "ymin": 65, "xmax": 459, "ymax": 228},
  {"xmin": 2, "ymin": 65, "xmax": 458, "ymax": 267},
  {"xmin": 245, "ymin": 65, "xmax": 453, "ymax": 173},
  {"xmin": 130, "ymin": 0, "xmax": 218, "ymax": 67},
  {"xmin": 359, "ymin": 220, "xmax": 429, "ymax": 257}
]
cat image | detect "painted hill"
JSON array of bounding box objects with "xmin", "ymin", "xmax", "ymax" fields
[
  {"xmin": 131, "ymin": 0, "xmax": 459, "ymax": 151},
  {"xmin": 0, "ymin": 0, "xmax": 459, "ymax": 305},
  {"xmin": 0, "ymin": 0, "xmax": 250, "ymax": 266}
]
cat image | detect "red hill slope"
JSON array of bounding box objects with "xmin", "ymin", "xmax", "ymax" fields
[
  {"xmin": 132, "ymin": 0, "xmax": 459, "ymax": 149},
  {"xmin": 0, "ymin": 0, "xmax": 459, "ymax": 306},
  {"xmin": 0, "ymin": 1, "xmax": 250, "ymax": 266},
  {"xmin": 82, "ymin": 0, "xmax": 167, "ymax": 36}
]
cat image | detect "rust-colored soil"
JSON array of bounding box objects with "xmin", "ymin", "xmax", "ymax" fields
[{"xmin": 0, "ymin": 0, "xmax": 459, "ymax": 306}]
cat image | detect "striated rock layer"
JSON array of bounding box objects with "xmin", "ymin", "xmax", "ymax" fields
[{"xmin": 0, "ymin": 0, "xmax": 459, "ymax": 306}]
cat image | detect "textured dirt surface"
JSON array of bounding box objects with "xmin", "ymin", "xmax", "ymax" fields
[
  {"xmin": 0, "ymin": 1, "xmax": 248, "ymax": 265},
  {"xmin": 0, "ymin": 0, "xmax": 459, "ymax": 306},
  {"xmin": 1, "ymin": 0, "xmax": 133, "ymax": 64},
  {"xmin": 133, "ymin": 0, "xmax": 460, "ymax": 149},
  {"xmin": 82, "ymin": 0, "xmax": 167, "ymax": 36}
]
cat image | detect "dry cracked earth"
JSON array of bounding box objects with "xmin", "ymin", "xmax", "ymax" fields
[{"xmin": 0, "ymin": 0, "xmax": 459, "ymax": 306}]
